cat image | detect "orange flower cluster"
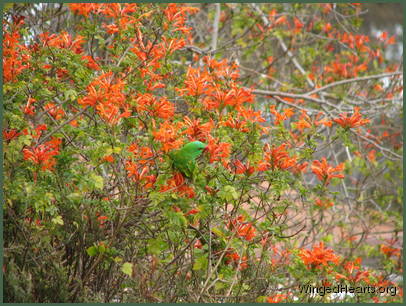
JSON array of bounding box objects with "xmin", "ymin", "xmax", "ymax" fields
[
  {"xmin": 160, "ymin": 172, "xmax": 195, "ymax": 199},
  {"xmin": 127, "ymin": 143, "xmax": 155, "ymax": 165},
  {"xmin": 299, "ymin": 242, "xmax": 340, "ymax": 270},
  {"xmin": 311, "ymin": 157, "xmax": 344, "ymax": 185},
  {"xmin": 294, "ymin": 110, "xmax": 332, "ymax": 132},
  {"xmin": 228, "ymin": 215, "xmax": 257, "ymax": 241},
  {"xmin": 230, "ymin": 159, "xmax": 256, "ymax": 175},
  {"xmin": 3, "ymin": 129, "xmax": 21, "ymax": 142},
  {"xmin": 178, "ymin": 57, "xmax": 254, "ymax": 112},
  {"xmin": 225, "ymin": 250, "xmax": 248, "ymax": 270},
  {"xmin": 39, "ymin": 31, "xmax": 85, "ymax": 54},
  {"xmin": 333, "ymin": 107, "xmax": 370, "ymax": 129},
  {"xmin": 81, "ymin": 55, "xmax": 101, "ymax": 71},
  {"xmin": 125, "ymin": 161, "xmax": 156, "ymax": 189},
  {"xmin": 315, "ymin": 198, "xmax": 334, "ymax": 209},
  {"xmin": 3, "ymin": 23, "xmax": 30, "ymax": 83},
  {"xmin": 204, "ymin": 84, "xmax": 254, "ymax": 111},
  {"xmin": 78, "ymin": 71, "xmax": 130, "ymax": 125},
  {"xmin": 206, "ymin": 137, "xmax": 231, "ymax": 165},
  {"xmin": 69, "ymin": 3, "xmax": 137, "ymax": 19},
  {"xmin": 259, "ymin": 143, "xmax": 308, "ymax": 174},
  {"xmin": 135, "ymin": 93, "xmax": 175, "ymax": 120},
  {"xmin": 269, "ymin": 105, "xmax": 294, "ymax": 125},
  {"xmin": 335, "ymin": 258, "xmax": 370, "ymax": 283},
  {"xmin": 380, "ymin": 244, "xmax": 401, "ymax": 258},
  {"xmin": 44, "ymin": 103, "xmax": 65, "ymax": 120},
  {"xmin": 152, "ymin": 121, "xmax": 184, "ymax": 152},
  {"xmin": 126, "ymin": 143, "xmax": 156, "ymax": 189},
  {"xmin": 23, "ymin": 137, "xmax": 61, "ymax": 171},
  {"xmin": 163, "ymin": 3, "xmax": 199, "ymax": 34},
  {"xmin": 266, "ymin": 294, "xmax": 288, "ymax": 303},
  {"xmin": 182, "ymin": 116, "xmax": 214, "ymax": 142}
]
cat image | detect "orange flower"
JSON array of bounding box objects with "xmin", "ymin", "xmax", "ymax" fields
[
  {"xmin": 311, "ymin": 157, "xmax": 345, "ymax": 185},
  {"xmin": 237, "ymin": 223, "xmax": 256, "ymax": 241},
  {"xmin": 183, "ymin": 116, "xmax": 214, "ymax": 142},
  {"xmin": 269, "ymin": 105, "xmax": 294, "ymax": 125},
  {"xmin": 23, "ymin": 137, "xmax": 61, "ymax": 171},
  {"xmin": 82, "ymin": 55, "xmax": 101, "ymax": 70},
  {"xmin": 314, "ymin": 112, "xmax": 332, "ymax": 127},
  {"xmin": 230, "ymin": 159, "xmax": 256, "ymax": 175},
  {"xmin": 185, "ymin": 208, "xmax": 200, "ymax": 216},
  {"xmin": 222, "ymin": 116, "xmax": 249, "ymax": 133},
  {"xmin": 225, "ymin": 251, "xmax": 248, "ymax": 270},
  {"xmin": 295, "ymin": 110, "xmax": 312, "ymax": 131},
  {"xmin": 206, "ymin": 137, "xmax": 231, "ymax": 165},
  {"xmin": 44, "ymin": 102, "xmax": 65, "ymax": 120},
  {"xmin": 380, "ymin": 244, "xmax": 401, "ymax": 258},
  {"xmin": 3, "ymin": 23, "xmax": 31, "ymax": 83},
  {"xmin": 266, "ymin": 294, "xmax": 288, "ymax": 303},
  {"xmin": 97, "ymin": 215, "xmax": 108, "ymax": 228},
  {"xmin": 3, "ymin": 129, "xmax": 21, "ymax": 142},
  {"xmin": 135, "ymin": 93, "xmax": 175, "ymax": 119},
  {"xmin": 23, "ymin": 97, "xmax": 36, "ymax": 116},
  {"xmin": 333, "ymin": 107, "xmax": 370, "ymax": 129},
  {"xmin": 228, "ymin": 215, "xmax": 257, "ymax": 241},
  {"xmin": 69, "ymin": 3, "xmax": 101, "ymax": 16},
  {"xmin": 128, "ymin": 144, "xmax": 155, "ymax": 165},
  {"xmin": 336, "ymin": 258, "xmax": 370, "ymax": 283},
  {"xmin": 78, "ymin": 71, "xmax": 129, "ymax": 125},
  {"xmin": 102, "ymin": 155, "xmax": 114, "ymax": 163},
  {"xmin": 160, "ymin": 172, "xmax": 195, "ymax": 198},
  {"xmin": 299, "ymin": 242, "xmax": 340, "ymax": 269},
  {"xmin": 315, "ymin": 198, "xmax": 334, "ymax": 209},
  {"xmin": 40, "ymin": 31, "xmax": 85, "ymax": 54},
  {"xmin": 152, "ymin": 120, "xmax": 184, "ymax": 152}
]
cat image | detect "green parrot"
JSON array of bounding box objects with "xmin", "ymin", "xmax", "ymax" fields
[{"xmin": 169, "ymin": 141, "xmax": 207, "ymax": 178}]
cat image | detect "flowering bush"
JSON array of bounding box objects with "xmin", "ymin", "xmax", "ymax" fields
[{"xmin": 3, "ymin": 3, "xmax": 403, "ymax": 302}]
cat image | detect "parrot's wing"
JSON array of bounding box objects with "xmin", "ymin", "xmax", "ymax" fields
[{"xmin": 170, "ymin": 150, "xmax": 195, "ymax": 178}]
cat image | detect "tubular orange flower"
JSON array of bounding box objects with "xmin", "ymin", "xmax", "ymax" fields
[
  {"xmin": 44, "ymin": 103, "xmax": 65, "ymax": 120},
  {"xmin": 299, "ymin": 242, "xmax": 340, "ymax": 269},
  {"xmin": 160, "ymin": 172, "xmax": 195, "ymax": 198},
  {"xmin": 206, "ymin": 137, "xmax": 231, "ymax": 165},
  {"xmin": 269, "ymin": 105, "xmax": 294, "ymax": 125},
  {"xmin": 311, "ymin": 157, "xmax": 345, "ymax": 185},
  {"xmin": 3, "ymin": 129, "xmax": 21, "ymax": 142},
  {"xmin": 315, "ymin": 198, "xmax": 334, "ymax": 209},
  {"xmin": 225, "ymin": 251, "xmax": 248, "ymax": 270},
  {"xmin": 266, "ymin": 294, "xmax": 288, "ymax": 303},
  {"xmin": 3, "ymin": 25, "xmax": 31, "ymax": 83},
  {"xmin": 23, "ymin": 137, "xmax": 61, "ymax": 171},
  {"xmin": 152, "ymin": 120, "xmax": 184, "ymax": 152},
  {"xmin": 380, "ymin": 244, "xmax": 401, "ymax": 258},
  {"xmin": 228, "ymin": 215, "xmax": 257, "ymax": 241},
  {"xmin": 333, "ymin": 107, "xmax": 370, "ymax": 128},
  {"xmin": 183, "ymin": 116, "xmax": 214, "ymax": 142}
]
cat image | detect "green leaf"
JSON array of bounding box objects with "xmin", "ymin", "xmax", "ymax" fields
[
  {"xmin": 64, "ymin": 89, "xmax": 77, "ymax": 101},
  {"xmin": 90, "ymin": 173, "xmax": 104, "ymax": 190},
  {"xmin": 148, "ymin": 238, "xmax": 167, "ymax": 255},
  {"xmin": 121, "ymin": 262, "xmax": 133, "ymax": 276},
  {"xmin": 193, "ymin": 254, "xmax": 208, "ymax": 271},
  {"xmin": 51, "ymin": 215, "xmax": 64, "ymax": 226},
  {"xmin": 218, "ymin": 185, "xmax": 239, "ymax": 202},
  {"xmin": 86, "ymin": 246, "xmax": 98, "ymax": 257}
]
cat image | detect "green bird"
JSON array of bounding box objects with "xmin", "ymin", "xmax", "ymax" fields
[{"xmin": 169, "ymin": 141, "xmax": 207, "ymax": 178}]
